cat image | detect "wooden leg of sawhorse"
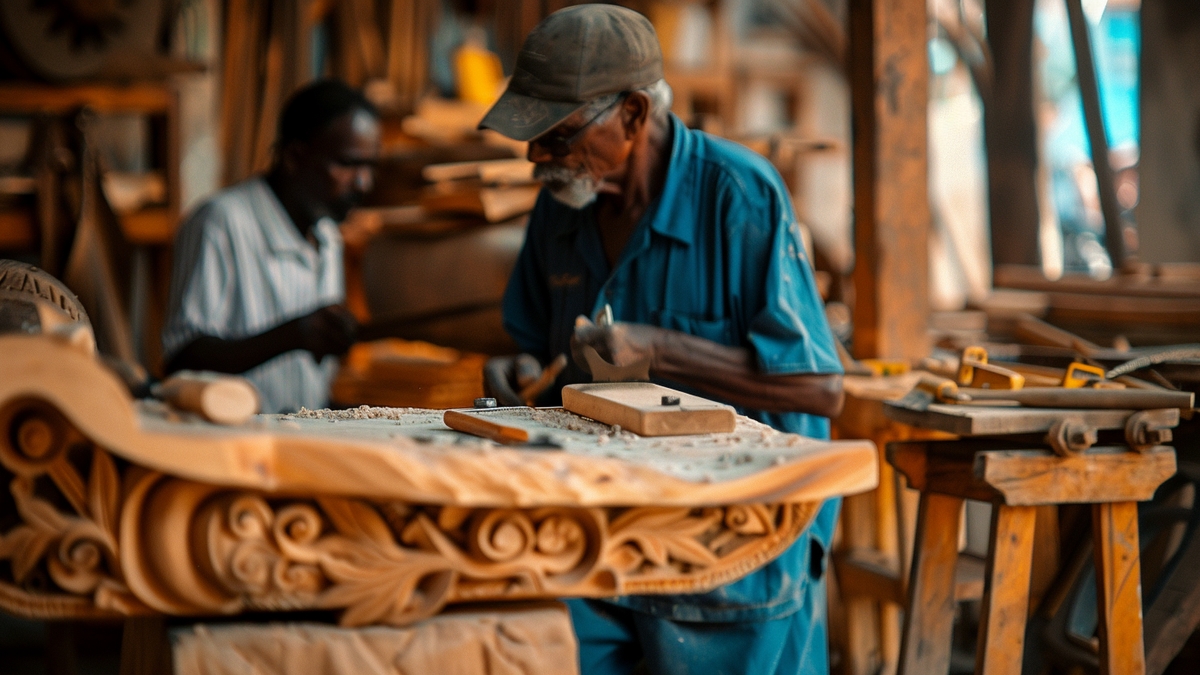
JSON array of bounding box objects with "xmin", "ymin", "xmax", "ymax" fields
[
  {"xmin": 1093, "ymin": 501, "xmax": 1146, "ymax": 675},
  {"xmin": 974, "ymin": 504, "xmax": 1037, "ymax": 675},
  {"xmin": 898, "ymin": 492, "xmax": 963, "ymax": 675}
]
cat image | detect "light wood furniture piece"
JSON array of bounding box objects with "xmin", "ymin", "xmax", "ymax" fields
[
  {"xmin": 0, "ymin": 334, "xmax": 877, "ymax": 631},
  {"xmin": 888, "ymin": 434, "xmax": 1176, "ymax": 675}
]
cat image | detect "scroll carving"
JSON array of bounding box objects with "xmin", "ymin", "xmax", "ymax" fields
[{"xmin": 0, "ymin": 397, "xmax": 817, "ymax": 626}]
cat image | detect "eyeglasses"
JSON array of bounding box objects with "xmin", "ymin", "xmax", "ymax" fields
[{"xmin": 532, "ymin": 95, "xmax": 626, "ymax": 158}]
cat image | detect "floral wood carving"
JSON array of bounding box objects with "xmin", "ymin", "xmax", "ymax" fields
[
  {"xmin": 0, "ymin": 396, "xmax": 817, "ymax": 627},
  {"xmin": 0, "ymin": 398, "xmax": 146, "ymax": 619}
]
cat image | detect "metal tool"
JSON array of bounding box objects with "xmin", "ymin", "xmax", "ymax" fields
[
  {"xmin": 576, "ymin": 304, "xmax": 651, "ymax": 382},
  {"xmin": 899, "ymin": 376, "xmax": 1195, "ymax": 412}
]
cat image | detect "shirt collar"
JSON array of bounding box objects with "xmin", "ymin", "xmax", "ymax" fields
[
  {"xmin": 645, "ymin": 114, "xmax": 694, "ymax": 246},
  {"xmin": 548, "ymin": 114, "xmax": 695, "ymax": 246},
  {"xmin": 251, "ymin": 177, "xmax": 316, "ymax": 257}
]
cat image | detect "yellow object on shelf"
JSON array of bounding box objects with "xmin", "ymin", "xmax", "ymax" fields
[{"xmin": 454, "ymin": 28, "xmax": 504, "ymax": 106}]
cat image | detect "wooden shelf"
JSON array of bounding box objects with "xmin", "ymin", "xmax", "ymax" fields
[
  {"xmin": 119, "ymin": 207, "xmax": 174, "ymax": 246},
  {"xmin": 0, "ymin": 82, "xmax": 175, "ymax": 114}
]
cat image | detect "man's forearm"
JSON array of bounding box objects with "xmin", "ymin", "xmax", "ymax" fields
[
  {"xmin": 165, "ymin": 322, "xmax": 303, "ymax": 375},
  {"xmin": 651, "ymin": 330, "xmax": 844, "ymax": 417}
]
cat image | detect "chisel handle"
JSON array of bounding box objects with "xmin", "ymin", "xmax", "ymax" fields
[{"xmin": 443, "ymin": 410, "xmax": 530, "ymax": 444}]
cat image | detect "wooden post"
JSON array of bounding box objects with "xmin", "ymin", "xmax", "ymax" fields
[
  {"xmin": 849, "ymin": 0, "xmax": 930, "ymax": 360},
  {"xmin": 1064, "ymin": 0, "xmax": 1128, "ymax": 269},
  {"xmin": 1092, "ymin": 501, "xmax": 1146, "ymax": 675},
  {"xmin": 984, "ymin": 0, "xmax": 1041, "ymax": 268},
  {"xmin": 974, "ymin": 504, "xmax": 1037, "ymax": 675},
  {"xmin": 898, "ymin": 492, "xmax": 962, "ymax": 675}
]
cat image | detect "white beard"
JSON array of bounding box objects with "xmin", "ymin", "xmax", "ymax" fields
[{"xmin": 534, "ymin": 164, "xmax": 600, "ymax": 209}]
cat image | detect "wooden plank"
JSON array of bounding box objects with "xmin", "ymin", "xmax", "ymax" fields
[
  {"xmin": 0, "ymin": 83, "xmax": 173, "ymax": 113},
  {"xmin": 975, "ymin": 504, "xmax": 1037, "ymax": 675},
  {"xmin": 889, "ymin": 442, "xmax": 1176, "ymax": 506},
  {"xmin": 980, "ymin": 447, "xmax": 1176, "ymax": 506},
  {"xmin": 1092, "ymin": 501, "xmax": 1146, "ymax": 675},
  {"xmin": 562, "ymin": 383, "xmax": 736, "ymax": 437},
  {"xmin": 897, "ymin": 492, "xmax": 963, "ymax": 675},
  {"xmin": 995, "ymin": 265, "xmax": 1200, "ymax": 299},
  {"xmin": 848, "ymin": 0, "xmax": 930, "ymax": 360}
]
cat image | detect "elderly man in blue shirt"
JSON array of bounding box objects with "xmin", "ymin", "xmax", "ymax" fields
[{"xmin": 480, "ymin": 5, "xmax": 845, "ymax": 674}]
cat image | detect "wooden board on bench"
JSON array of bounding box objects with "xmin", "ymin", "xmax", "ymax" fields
[{"xmin": 562, "ymin": 382, "xmax": 736, "ymax": 436}]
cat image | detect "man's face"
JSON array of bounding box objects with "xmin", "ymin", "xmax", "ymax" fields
[
  {"xmin": 527, "ymin": 99, "xmax": 632, "ymax": 208},
  {"xmin": 288, "ymin": 109, "xmax": 382, "ymax": 223}
]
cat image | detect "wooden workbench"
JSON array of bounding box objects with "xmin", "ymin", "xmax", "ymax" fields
[{"xmin": 0, "ymin": 334, "xmax": 878, "ymax": 628}]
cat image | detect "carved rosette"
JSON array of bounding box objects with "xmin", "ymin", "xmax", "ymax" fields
[{"xmin": 0, "ymin": 397, "xmax": 817, "ymax": 626}]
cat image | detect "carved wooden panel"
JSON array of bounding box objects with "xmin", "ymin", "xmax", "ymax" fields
[{"xmin": 0, "ymin": 335, "xmax": 876, "ymax": 626}]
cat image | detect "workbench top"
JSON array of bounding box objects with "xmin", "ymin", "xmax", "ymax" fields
[{"xmin": 3, "ymin": 335, "xmax": 878, "ymax": 508}]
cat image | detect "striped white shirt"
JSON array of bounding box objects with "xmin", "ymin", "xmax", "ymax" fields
[{"xmin": 163, "ymin": 177, "xmax": 344, "ymax": 414}]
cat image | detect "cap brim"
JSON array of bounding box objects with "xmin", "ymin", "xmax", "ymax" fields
[{"xmin": 477, "ymin": 88, "xmax": 587, "ymax": 142}]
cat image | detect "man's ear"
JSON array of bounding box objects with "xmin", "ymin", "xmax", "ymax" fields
[{"xmin": 621, "ymin": 92, "xmax": 652, "ymax": 139}]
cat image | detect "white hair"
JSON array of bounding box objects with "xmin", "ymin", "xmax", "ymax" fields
[{"xmin": 577, "ymin": 79, "xmax": 674, "ymax": 125}]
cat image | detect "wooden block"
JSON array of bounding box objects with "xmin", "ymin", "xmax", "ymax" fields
[{"xmin": 562, "ymin": 383, "xmax": 736, "ymax": 436}]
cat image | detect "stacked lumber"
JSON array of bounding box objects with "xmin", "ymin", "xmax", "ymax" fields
[
  {"xmin": 331, "ymin": 338, "xmax": 486, "ymax": 409},
  {"xmin": 418, "ymin": 157, "xmax": 538, "ymax": 224}
]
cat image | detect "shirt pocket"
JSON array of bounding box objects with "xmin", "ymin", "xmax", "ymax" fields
[{"xmin": 653, "ymin": 309, "xmax": 735, "ymax": 346}]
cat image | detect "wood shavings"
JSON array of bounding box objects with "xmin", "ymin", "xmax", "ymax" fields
[{"xmin": 290, "ymin": 405, "xmax": 423, "ymax": 421}]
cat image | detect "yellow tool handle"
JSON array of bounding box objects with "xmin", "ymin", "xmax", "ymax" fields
[{"xmin": 443, "ymin": 410, "xmax": 530, "ymax": 444}]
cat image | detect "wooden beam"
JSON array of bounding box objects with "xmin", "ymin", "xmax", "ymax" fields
[
  {"xmin": 897, "ymin": 492, "xmax": 962, "ymax": 675},
  {"xmin": 983, "ymin": 0, "xmax": 1040, "ymax": 268},
  {"xmin": 974, "ymin": 504, "xmax": 1037, "ymax": 675},
  {"xmin": 1064, "ymin": 0, "xmax": 1129, "ymax": 269},
  {"xmin": 1092, "ymin": 501, "xmax": 1146, "ymax": 675},
  {"xmin": 849, "ymin": 0, "xmax": 930, "ymax": 360}
]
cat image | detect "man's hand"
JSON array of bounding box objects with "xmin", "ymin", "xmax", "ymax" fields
[
  {"xmin": 484, "ymin": 353, "xmax": 543, "ymax": 406},
  {"xmin": 570, "ymin": 317, "xmax": 661, "ymax": 374},
  {"xmin": 295, "ymin": 305, "xmax": 358, "ymax": 360}
]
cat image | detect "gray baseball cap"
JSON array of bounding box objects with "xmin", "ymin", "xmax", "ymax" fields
[{"xmin": 478, "ymin": 4, "xmax": 663, "ymax": 142}]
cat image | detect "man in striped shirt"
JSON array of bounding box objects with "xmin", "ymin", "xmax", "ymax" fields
[{"xmin": 163, "ymin": 80, "xmax": 380, "ymax": 413}]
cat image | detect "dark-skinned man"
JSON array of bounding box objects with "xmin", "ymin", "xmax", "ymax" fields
[
  {"xmin": 163, "ymin": 80, "xmax": 381, "ymax": 413},
  {"xmin": 480, "ymin": 6, "xmax": 844, "ymax": 675}
]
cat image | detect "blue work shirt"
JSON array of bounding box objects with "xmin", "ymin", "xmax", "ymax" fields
[{"xmin": 503, "ymin": 114, "xmax": 844, "ymax": 622}]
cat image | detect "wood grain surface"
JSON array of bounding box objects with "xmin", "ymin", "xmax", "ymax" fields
[{"xmin": 562, "ymin": 382, "xmax": 737, "ymax": 437}]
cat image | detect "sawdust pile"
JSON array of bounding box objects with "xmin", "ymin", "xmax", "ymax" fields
[{"xmin": 290, "ymin": 405, "xmax": 422, "ymax": 421}]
